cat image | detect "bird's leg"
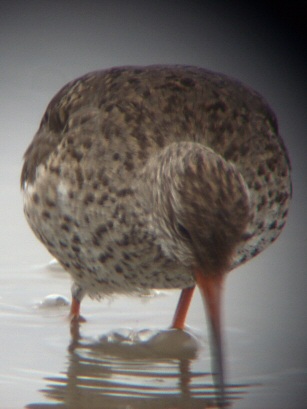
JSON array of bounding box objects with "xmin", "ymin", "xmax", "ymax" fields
[
  {"xmin": 68, "ymin": 285, "xmax": 86, "ymax": 346},
  {"xmin": 194, "ymin": 268, "xmax": 226, "ymax": 407},
  {"xmin": 70, "ymin": 297, "xmax": 82, "ymax": 321},
  {"xmin": 69, "ymin": 296, "xmax": 83, "ymax": 345},
  {"xmin": 69, "ymin": 283, "xmax": 86, "ymax": 323},
  {"xmin": 172, "ymin": 286, "xmax": 195, "ymax": 329}
]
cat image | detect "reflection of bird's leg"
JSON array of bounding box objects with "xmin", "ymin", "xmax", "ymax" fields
[
  {"xmin": 69, "ymin": 320, "xmax": 82, "ymax": 353},
  {"xmin": 178, "ymin": 359, "xmax": 192, "ymax": 401}
]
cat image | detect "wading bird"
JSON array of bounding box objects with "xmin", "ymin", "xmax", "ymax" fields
[{"xmin": 21, "ymin": 65, "xmax": 291, "ymax": 406}]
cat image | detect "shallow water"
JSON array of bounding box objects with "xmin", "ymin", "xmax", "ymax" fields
[
  {"xmin": 1, "ymin": 256, "xmax": 306, "ymax": 409},
  {"xmin": 0, "ymin": 257, "xmax": 245, "ymax": 409}
]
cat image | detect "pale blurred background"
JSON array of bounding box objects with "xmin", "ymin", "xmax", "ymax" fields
[{"xmin": 0, "ymin": 1, "xmax": 306, "ymax": 408}]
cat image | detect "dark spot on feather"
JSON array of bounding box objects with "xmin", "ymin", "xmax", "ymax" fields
[
  {"xmin": 124, "ymin": 160, "xmax": 134, "ymax": 171},
  {"xmin": 32, "ymin": 193, "xmax": 40, "ymax": 204},
  {"xmin": 76, "ymin": 167, "xmax": 84, "ymax": 189},
  {"xmin": 42, "ymin": 210, "xmax": 50, "ymax": 219},
  {"xmin": 99, "ymin": 253, "xmax": 111, "ymax": 263},
  {"xmin": 254, "ymin": 181, "xmax": 261, "ymax": 191},
  {"xmin": 84, "ymin": 192, "xmax": 95, "ymax": 205},
  {"xmin": 143, "ymin": 89, "xmax": 151, "ymax": 98},
  {"xmin": 82, "ymin": 139, "xmax": 92, "ymax": 149},
  {"xmin": 72, "ymin": 234, "xmax": 81, "ymax": 244},
  {"xmin": 63, "ymin": 215, "xmax": 73, "ymax": 223},
  {"xmin": 123, "ymin": 252, "xmax": 131, "ymax": 261},
  {"xmin": 105, "ymin": 104, "xmax": 115, "ymax": 113},
  {"xmin": 50, "ymin": 166, "xmax": 60, "ymax": 176},
  {"xmin": 128, "ymin": 78, "xmax": 140, "ymax": 86},
  {"xmin": 115, "ymin": 264, "xmax": 123, "ymax": 274},
  {"xmin": 251, "ymin": 248, "xmax": 259, "ymax": 257},
  {"xmin": 95, "ymin": 224, "xmax": 107, "ymax": 238},
  {"xmin": 98, "ymin": 193, "xmax": 109, "ymax": 205},
  {"xmin": 71, "ymin": 150, "xmax": 83, "ymax": 162},
  {"xmin": 180, "ymin": 77, "xmax": 195, "ymax": 87},
  {"xmin": 275, "ymin": 192, "xmax": 288, "ymax": 205},
  {"xmin": 116, "ymin": 234, "xmax": 130, "ymax": 246},
  {"xmin": 257, "ymin": 164, "xmax": 266, "ymax": 176},
  {"xmin": 177, "ymin": 223, "xmax": 192, "ymax": 242},
  {"xmin": 117, "ymin": 188, "xmax": 133, "ymax": 197},
  {"xmin": 282, "ymin": 209, "xmax": 288, "ymax": 218},
  {"xmin": 269, "ymin": 220, "xmax": 277, "ymax": 230},
  {"xmin": 92, "ymin": 236, "xmax": 100, "ymax": 246},
  {"xmin": 61, "ymin": 223, "xmax": 70, "ymax": 232},
  {"xmin": 46, "ymin": 198, "xmax": 56, "ymax": 207}
]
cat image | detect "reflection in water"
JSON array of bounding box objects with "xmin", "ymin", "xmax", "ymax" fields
[{"xmin": 26, "ymin": 325, "xmax": 250, "ymax": 409}]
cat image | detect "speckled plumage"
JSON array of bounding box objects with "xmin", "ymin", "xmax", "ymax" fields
[{"xmin": 21, "ymin": 65, "xmax": 292, "ymax": 300}]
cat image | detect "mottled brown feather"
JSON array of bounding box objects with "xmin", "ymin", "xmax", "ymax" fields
[{"xmin": 21, "ymin": 65, "xmax": 292, "ymax": 297}]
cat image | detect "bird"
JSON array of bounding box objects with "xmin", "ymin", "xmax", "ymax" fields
[{"xmin": 21, "ymin": 65, "xmax": 292, "ymax": 406}]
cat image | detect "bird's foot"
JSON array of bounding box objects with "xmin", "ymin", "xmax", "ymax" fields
[
  {"xmin": 69, "ymin": 297, "xmax": 86, "ymax": 323},
  {"xmin": 69, "ymin": 313, "xmax": 86, "ymax": 324}
]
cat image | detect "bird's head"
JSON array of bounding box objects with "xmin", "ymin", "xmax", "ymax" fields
[{"xmin": 138, "ymin": 141, "xmax": 251, "ymax": 277}]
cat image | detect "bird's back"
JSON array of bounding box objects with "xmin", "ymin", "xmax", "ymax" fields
[{"xmin": 21, "ymin": 65, "xmax": 292, "ymax": 272}]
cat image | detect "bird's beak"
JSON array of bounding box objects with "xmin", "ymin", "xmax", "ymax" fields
[{"xmin": 194, "ymin": 268, "xmax": 226, "ymax": 407}]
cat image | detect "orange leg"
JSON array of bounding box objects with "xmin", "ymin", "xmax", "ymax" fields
[
  {"xmin": 69, "ymin": 297, "xmax": 85, "ymax": 323},
  {"xmin": 171, "ymin": 286, "xmax": 195, "ymax": 329}
]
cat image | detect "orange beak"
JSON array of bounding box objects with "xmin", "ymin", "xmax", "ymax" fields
[
  {"xmin": 194, "ymin": 268, "xmax": 226, "ymax": 407},
  {"xmin": 172, "ymin": 268, "xmax": 226, "ymax": 406}
]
